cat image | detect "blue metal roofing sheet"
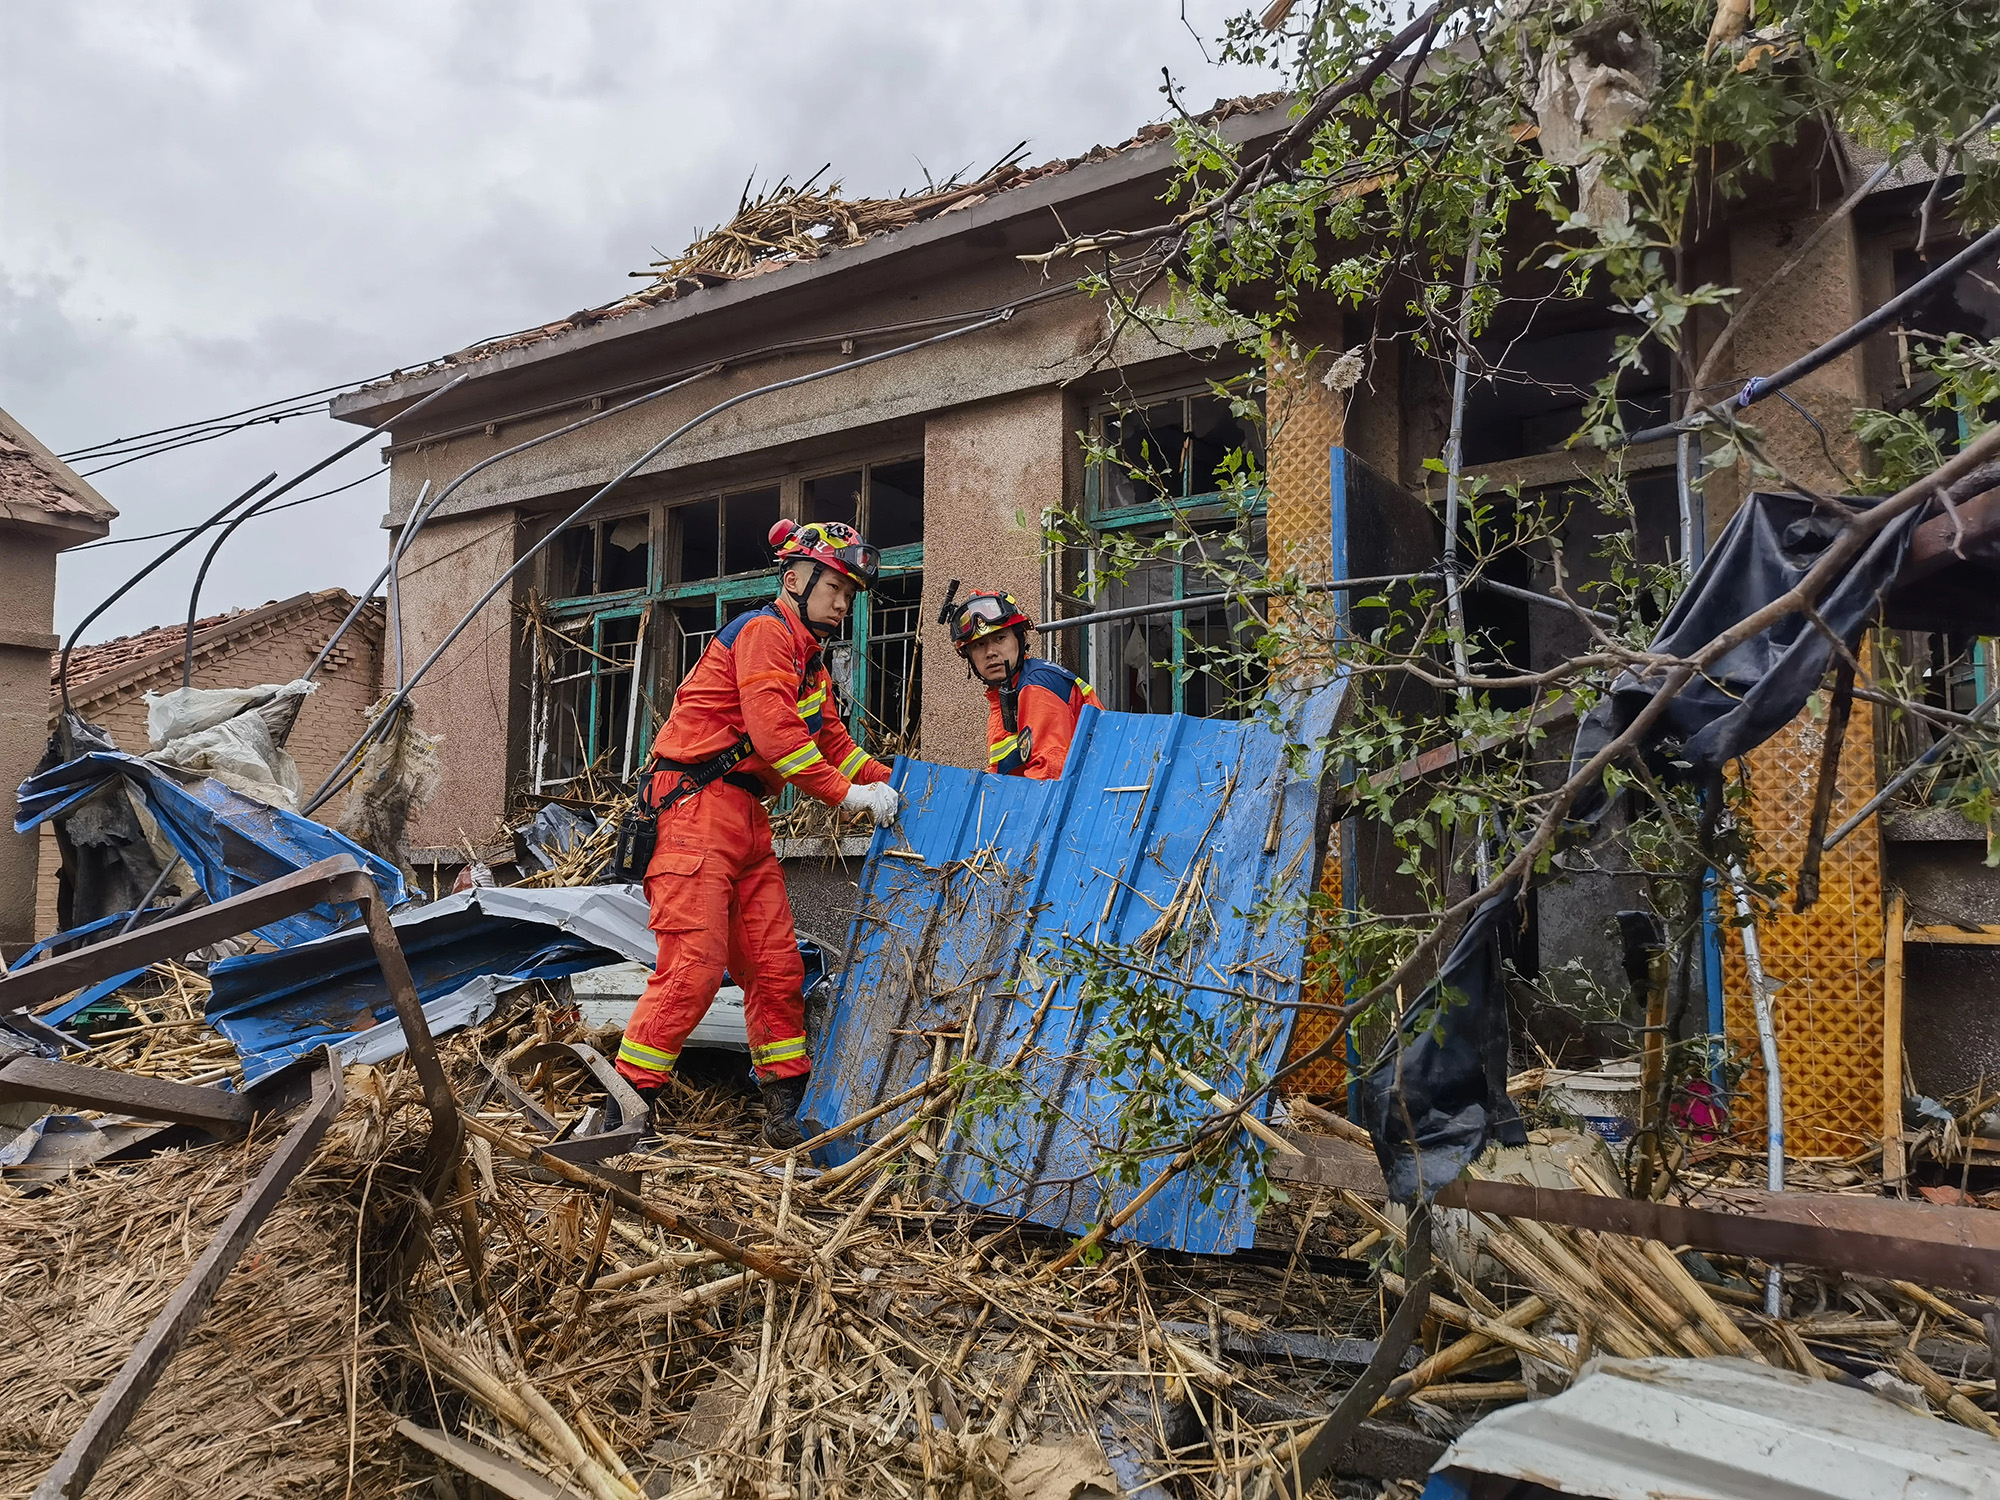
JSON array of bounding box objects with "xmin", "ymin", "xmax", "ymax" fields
[{"xmin": 802, "ymin": 686, "xmax": 1344, "ymax": 1255}]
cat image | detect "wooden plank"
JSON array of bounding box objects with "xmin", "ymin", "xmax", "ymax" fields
[
  {"xmin": 1885, "ymin": 891, "xmax": 1908, "ymax": 1192},
  {"xmin": 1905, "ymin": 923, "xmax": 2000, "ymax": 945}
]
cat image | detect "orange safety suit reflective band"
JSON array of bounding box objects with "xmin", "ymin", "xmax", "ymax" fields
[
  {"xmin": 986, "ymin": 660, "xmax": 1097, "ymax": 781},
  {"xmin": 616, "ymin": 597, "xmax": 892, "ymax": 1091}
]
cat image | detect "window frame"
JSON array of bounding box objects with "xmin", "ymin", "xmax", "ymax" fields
[
  {"xmin": 1079, "ymin": 388, "xmax": 1267, "ymax": 717},
  {"xmin": 533, "ymin": 459, "xmax": 926, "ymax": 790}
]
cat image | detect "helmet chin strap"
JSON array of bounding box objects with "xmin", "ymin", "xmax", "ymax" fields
[{"xmin": 785, "ymin": 562, "xmax": 839, "ymax": 639}]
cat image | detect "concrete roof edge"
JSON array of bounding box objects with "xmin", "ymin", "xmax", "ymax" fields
[
  {"xmin": 330, "ymin": 97, "xmax": 1297, "ymax": 427},
  {"xmin": 59, "ymin": 588, "xmax": 370, "ymax": 707}
]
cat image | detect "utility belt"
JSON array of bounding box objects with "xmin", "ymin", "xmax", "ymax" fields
[{"xmin": 611, "ymin": 737, "xmax": 761, "ymax": 881}]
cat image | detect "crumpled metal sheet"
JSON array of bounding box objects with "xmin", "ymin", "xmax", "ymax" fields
[
  {"xmin": 14, "ymin": 750, "xmax": 406, "ymax": 946},
  {"xmin": 802, "ymin": 688, "xmax": 1344, "ymax": 1255},
  {"xmin": 1434, "ymin": 1355, "xmax": 2000, "ymax": 1499},
  {"xmin": 204, "ymin": 885, "xmax": 652, "ymax": 1078}
]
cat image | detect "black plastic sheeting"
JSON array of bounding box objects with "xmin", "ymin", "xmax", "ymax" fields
[
  {"xmin": 1367, "ymin": 487, "xmax": 2000, "ymax": 1204},
  {"xmin": 1569, "ymin": 490, "xmax": 1983, "ymax": 809},
  {"xmin": 1361, "ymin": 884, "xmax": 1528, "ymax": 1203}
]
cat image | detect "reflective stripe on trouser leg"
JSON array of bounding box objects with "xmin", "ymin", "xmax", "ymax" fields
[
  {"xmin": 615, "ymin": 788, "xmax": 739, "ymax": 1090},
  {"xmin": 729, "ymin": 846, "xmax": 811, "ymax": 1081}
]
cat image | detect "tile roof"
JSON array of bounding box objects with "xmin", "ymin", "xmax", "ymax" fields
[
  {"xmin": 0, "ymin": 406, "xmax": 118, "ymax": 533},
  {"xmin": 56, "ymin": 589, "xmax": 381, "ymax": 703},
  {"xmin": 364, "ymin": 92, "xmax": 1289, "ymax": 384}
]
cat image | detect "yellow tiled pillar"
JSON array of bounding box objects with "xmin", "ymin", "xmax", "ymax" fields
[
  {"xmin": 1721, "ymin": 658, "xmax": 1886, "ymax": 1158},
  {"xmin": 1267, "ymin": 345, "xmax": 1352, "ymax": 1097}
]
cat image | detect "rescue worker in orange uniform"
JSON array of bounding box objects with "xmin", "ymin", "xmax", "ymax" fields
[
  {"xmin": 945, "ymin": 587, "xmax": 1098, "ymax": 780},
  {"xmin": 616, "ymin": 519, "xmax": 900, "ymax": 1146}
]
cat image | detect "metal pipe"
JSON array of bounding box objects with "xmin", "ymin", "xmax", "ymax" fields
[
  {"xmin": 1036, "ymin": 572, "xmax": 1437, "ymax": 634},
  {"xmin": 177, "ymin": 372, "xmax": 471, "ymax": 690},
  {"xmin": 1729, "ymin": 863, "xmax": 1785, "ymax": 1316},
  {"xmin": 1443, "ymin": 204, "xmax": 1490, "ymax": 886},
  {"xmin": 57, "ymin": 472, "xmax": 276, "ymax": 715},
  {"xmin": 1823, "ymin": 679, "xmax": 2000, "ymax": 851},
  {"xmin": 1624, "ymin": 219, "xmax": 2000, "ymax": 449},
  {"xmin": 387, "ymin": 480, "xmax": 428, "ymax": 689},
  {"xmin": 301, "ymin": 308, "xmax": 1019, "ymax": 816}
]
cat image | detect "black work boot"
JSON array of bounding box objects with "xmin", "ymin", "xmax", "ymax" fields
[
  {"xmin": 633, "ymin": 1085, "xmax": 666, "ymax": 1138},
  {"xmin": 759, "ymin": 1073, "xmax": 820, "ymax": 1150}
]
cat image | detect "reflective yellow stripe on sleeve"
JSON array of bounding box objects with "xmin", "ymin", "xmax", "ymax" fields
[
  {"xmin": 989, "ymin": 735, "xmax": 1019, "ymax": 765},
  {"xmin": 797, "ymin": 684, "xmax": 828, "ymax": 715},
  {"xmin": 838, "ymin": 746, "xmax": 869, "ymax": 778},
  {"xmin": 773, "ymin": 742, "xmax": 825, "ymax": 778}
]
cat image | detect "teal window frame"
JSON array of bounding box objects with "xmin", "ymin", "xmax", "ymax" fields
[
  {"xmin": 1080, "ymin": 391, "xmax": 1266, "ymax": 717},
  {"xmin": 534, "ymin": 495, "xmax": 925, "ymax": 792}
]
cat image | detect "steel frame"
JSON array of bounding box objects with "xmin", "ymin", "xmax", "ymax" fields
[{"xmin": 1, "ymin": 854, "xmax": 459, "ymax": 1499}]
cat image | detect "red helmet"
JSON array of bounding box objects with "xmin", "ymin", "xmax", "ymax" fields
[
  {"xmin": 948, "ymin": 588, "xmax": 1031, "ymax": 653},
  {"xmin": 769, "ymin": 519, "xmax": 879, "ymax": 588}
]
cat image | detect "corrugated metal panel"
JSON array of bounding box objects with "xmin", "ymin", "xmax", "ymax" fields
[
  {"xmin": 1434, "ymin": 1355, "xmax": 2000, "ymax": 1499},
  {"xmin": 804, "ymin": 686, "xmax": 1345, "ymax": 1254}
]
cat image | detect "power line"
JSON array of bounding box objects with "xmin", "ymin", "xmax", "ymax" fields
[{"xmin": 66, "ymin": 468, "xmax": 386, "ymax": 551}]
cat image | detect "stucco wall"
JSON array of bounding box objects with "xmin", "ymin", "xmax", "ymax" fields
[
  {"xmin": 917, "ymin": 390, "xmax": 1074, "ymax": 773},
  {"xmin": 1708, "ymin": 208, "xmax": 1869, "ymax": 534},
  {"xmin": 395, "ymin": 510, "xmax": 523, "ymax": 855},
  {"xmin": 31, "ymin": 601, "xmax": 383, "ymax": 940},
  {"xmin": 2, "ymin": 528, "xmax": 63, "ymax": 956}
]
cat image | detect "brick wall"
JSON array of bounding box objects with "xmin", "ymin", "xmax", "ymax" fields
[{"xmin": 32, "ymin": 600, "xmax": 382, "ymax": 939}]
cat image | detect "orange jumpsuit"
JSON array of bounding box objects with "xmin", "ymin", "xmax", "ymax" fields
[
  {"xmin": 986, "ymin": 659, "xmax": 1097, "ymax": 781},
  {"xmin": 615, "ymin": 599, "xmax": 891, "ymax": 1089}
]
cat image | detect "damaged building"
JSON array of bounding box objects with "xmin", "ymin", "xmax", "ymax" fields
[{"xmin": 8, "ymin": 22, "xmax": 2000, "ymax": 1498}]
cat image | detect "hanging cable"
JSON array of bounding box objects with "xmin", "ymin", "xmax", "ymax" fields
[
  {"xmin": 66, "ymin": 469, "xmax": 384, "ymax": 552},
  {"xmin": 1622, "ymin": 219, "xmax": 2000, "ymax": 449},
  {"xmin": 56, "ymin": 473, "xmax": 276, "ymax": 716},
  {"xmin": 300, "ymin": 307, "xmax": 1020, "ymax": 817},
  {"xmin": 175, "ymin": 372, "xmax": 472, "ymax": 690},
  {"xmin": 299, "ymin": 360, "xmax": 727, "ymax": 683}
]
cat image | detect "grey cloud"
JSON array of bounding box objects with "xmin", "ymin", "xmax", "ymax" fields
[{"xmin": 1, "ymin": 0, "xmax": 1275, "ymax": 640}]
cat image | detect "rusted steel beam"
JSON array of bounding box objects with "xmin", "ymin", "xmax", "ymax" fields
[
  {"xmin": 0, "ymin": 853, "xmax": 461, "ymax": 1191},
  {"xmin": 1434, "ymin": 1177, "xmax": 2000, "ymax": 1297},
  {"xmin": 0, "ymin": 1057, "xmax": 254, "ymax": 1130},
  {"xmin": 1899, "ymin": 482, "xmax": 2000, "ymax": 584},
  {"xmin": 32, "ymin": 1055, "xmax": 344, "ymax": 1500},
  {"xmin": 0, "ymin": 856, "xmax": 369, "ymax": 1015},
  {"xmin": 1282, "ymin": 1210, "xmax": 1433, "ymax": 1498}
]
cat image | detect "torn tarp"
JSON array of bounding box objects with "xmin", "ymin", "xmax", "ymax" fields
[
  {"xmin": 1361, "ymin": 884, "xmax": 1529, "ymax": 1204},
  {"xmin": 15, "ymin": 750, "xmax": 405, "ymax": 945},
  {"xmin": 203, "ymin": 885, "xmax": 654, "ymax": 1077},
  {"xmin": 1567, "ymin": 489, "xmax": 1994, "ymax": 805}
]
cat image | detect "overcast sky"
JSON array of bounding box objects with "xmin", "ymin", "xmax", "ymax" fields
[{"xmin": 2, "ymin": 1, "xmax": 1277, "ymax": 642}]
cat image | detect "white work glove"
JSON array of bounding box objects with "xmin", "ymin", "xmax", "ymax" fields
[{"xmin": 839, "ymin": 781, "xmax": 900, "ymax": 827}]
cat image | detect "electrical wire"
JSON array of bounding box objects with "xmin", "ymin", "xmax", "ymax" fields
[
  {"xmin": 65, "ymin": 469, "xmax": 385, "ymax": 551},
  {"xmin": 298, "ymin": 307, "xmax": 1022, "ymax": 817},
  {"xmin": 175, "ymin": 373, "xmax": 472, "ymax": 689},
  {"xmin": 1623, "ymin": 219, "xmax": 2000, "ymax": 449}
]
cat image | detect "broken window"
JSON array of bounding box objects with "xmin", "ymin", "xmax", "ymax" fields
[
  {"xmin": 528, "ymin": 605, "xmax": 654, "ymax": 792},
  {"xmin": 723, "ymin": 486, "xmax": 780, "ymax": 575},
  {"xmin": 804, "ymin": 471, "xmax": 862, "ymax": 527},
  {"xmin": 1083, "ymin": 389, "xmax": 1266, "ymax": 717},
  {"xmin": 673, "ymin": 498, "xmax": 720, "ymax": 582},
  {"xmin": 802, "ymin": 458, "xmax": 924, "ymax": 547},
  {"xmin": 1094, "ymin": 392, "xmax": 1262, "ymax": 515},
  {"xmin": 550, "ymin": 515, "xmax": 652, "ymax": 599},
  {"xmin": 1089, "ymin": 518, "xmax": 1267, "ymax": 719},
  {"xmin": 869, "ymin": 459, "xmax": 924, "ymax": 549},
  {"xmin": 531, "ymin": 458, "xmax": 926, "ymax": 793}
]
